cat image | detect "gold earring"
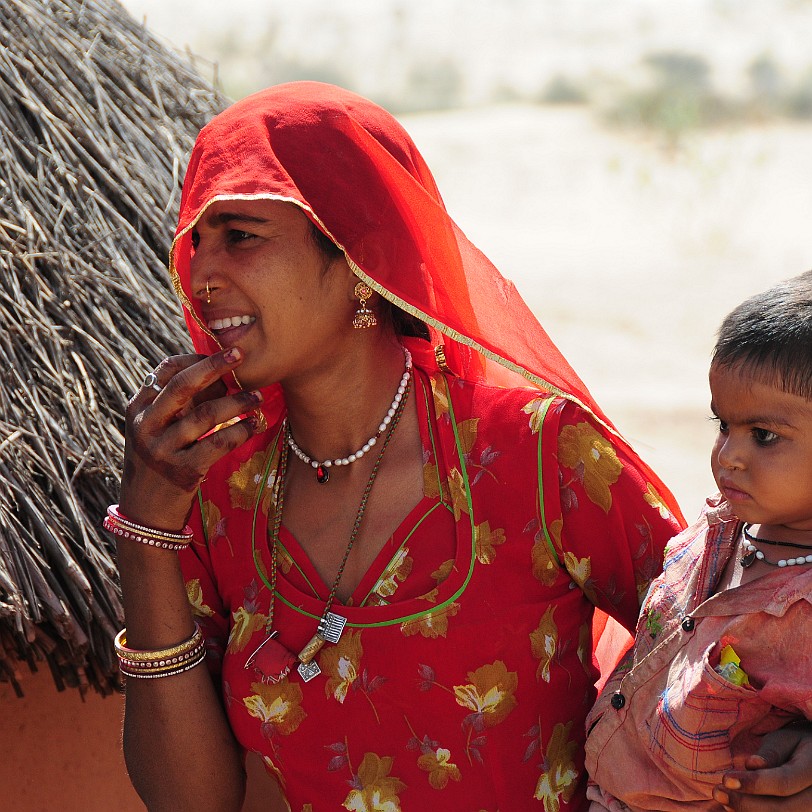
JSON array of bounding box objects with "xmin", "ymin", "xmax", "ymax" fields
[
  {"xmin": 206, "ymin": 279, "xmax": 212, "ymax": 304},
  {"xmin": 352, "ymin": 281, "xmax": 377, "ymax": 329}
]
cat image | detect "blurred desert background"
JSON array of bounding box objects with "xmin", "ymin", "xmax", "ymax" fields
[{"xmin": 120, "ymin": 0, "xmax": 812, "ymax": 517}]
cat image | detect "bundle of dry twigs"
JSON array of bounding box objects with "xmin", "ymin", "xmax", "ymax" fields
[{"xmin": 0, "ymin": 0, "xmax": 227, "ymax": 695}]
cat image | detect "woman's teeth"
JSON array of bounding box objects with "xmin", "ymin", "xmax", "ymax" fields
[{"xmin": 208, "ymin": 315, "xmax": 255, "ymax": 331}]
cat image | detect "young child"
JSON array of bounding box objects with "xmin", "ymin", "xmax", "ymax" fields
[{"xmin": 584, "ymin": 270, "xmax": 812, "ymax": 811}]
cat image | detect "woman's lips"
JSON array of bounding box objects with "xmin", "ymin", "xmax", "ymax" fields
[
  {"xmin": 208, "ymin": 315, "xmax": 255, "ymax": 332},
  {"xmin": 206, "ymin": 315, "xmax": 256, "ymax": 345}
]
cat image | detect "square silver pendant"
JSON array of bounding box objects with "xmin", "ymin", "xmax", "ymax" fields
[
  {"xmin": 319, "ymin": 612, "xmax": 347, "ymax": 644},
  {"xmin": 297, "ymin": 660, "xmax": 321, "ymax": 682}
]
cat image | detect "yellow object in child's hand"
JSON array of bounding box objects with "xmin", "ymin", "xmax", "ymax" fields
[{"xmin": 715, "ymin": 644, "xmax": 750, "ymax": 686}]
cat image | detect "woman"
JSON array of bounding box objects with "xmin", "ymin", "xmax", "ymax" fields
[{"xmin": 114, "ymin": 82, "xmax": 810, "ymax": 811}]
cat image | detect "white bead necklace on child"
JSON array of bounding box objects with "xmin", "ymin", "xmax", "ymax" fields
[
  {"xmin": 285, "ymin": 347, "xmax": 413, "ymax": 484},
  {"xmin": 739, "ymin": 523, "xmax": 812, "ymax": 568}
]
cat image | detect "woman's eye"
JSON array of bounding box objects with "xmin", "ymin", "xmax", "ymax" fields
[
  {"xmin": 753, "ymin": 427, "xmax": 779, "ymax": 445},
  {"xmin": 228, "ymin": 229, "xmax": 254, "ymax": 244}
]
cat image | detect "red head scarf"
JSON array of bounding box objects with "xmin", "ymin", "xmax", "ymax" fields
[{"xmin": 170, "ymin": 81, "xmax": 680, "ymax": 517}]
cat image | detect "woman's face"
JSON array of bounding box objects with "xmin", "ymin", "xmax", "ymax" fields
[{"xmin": 189, "ymin": 199, "xmax": 355, "ymax": 390}]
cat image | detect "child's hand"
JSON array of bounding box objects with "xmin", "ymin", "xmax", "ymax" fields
[{"xmin": 712, "ymin": 724, "xmax": 812, "ymax": 811}]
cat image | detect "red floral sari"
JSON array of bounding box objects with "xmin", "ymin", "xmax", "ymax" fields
[{"xmin": 172, "ymin": 82, "xmax": 683, "ymax": 809}]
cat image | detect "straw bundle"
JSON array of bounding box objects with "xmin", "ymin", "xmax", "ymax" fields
[{"xmin": 0, "ymin": 0, "xmax": 227, "ymax": 695}]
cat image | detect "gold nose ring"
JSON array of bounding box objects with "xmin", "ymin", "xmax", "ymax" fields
[{"xmin": 206, "ymin": 280, "xmax": 211, "ymax": 304}]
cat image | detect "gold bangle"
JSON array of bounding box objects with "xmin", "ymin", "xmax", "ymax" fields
[
  {"xmin": 119, "ymin": 652, "xmax": 206, "ymax": 680},
  {"xmin": 117, "ymin": 642, "xmax": 205, "ymax": 671},
  {"xmin": 114, "ymin": 624, "xmax": 202, "ymax": 662}
]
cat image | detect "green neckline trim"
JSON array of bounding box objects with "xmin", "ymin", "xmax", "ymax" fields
[
  {"xmin": 197, "ymin": 489, "xmax": 207, "ymax": 543},
  {"xmin": 266, "ymin": 372, "xmax": 478, "ymax": 628},
  {"xmin": 421, "ymin": 378, "xmax": 446, "ymax": 504},
  {"xmin": 535, "ymin": 396, "xmax": 561, "ymax": 568},
  {"xmin": 251, "ymin": 424, "xmax": 285, "ymax": 596}
]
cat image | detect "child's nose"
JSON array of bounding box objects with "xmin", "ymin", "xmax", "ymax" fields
[{"xmin": 716, "ymin": 436, "xmax": 744, "ymax": 470}]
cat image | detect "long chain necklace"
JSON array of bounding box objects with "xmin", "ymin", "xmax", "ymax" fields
[
  {"xmin": 246, "ymin": 369, "xmax": 411, "ymax": 684},
  {"xmin": 740, "ymin": 523, "xmax": 812, "ymax": 568},
  {"xmin": 286, "ymin": 348, "xmax": 412, "ymax": 483}
]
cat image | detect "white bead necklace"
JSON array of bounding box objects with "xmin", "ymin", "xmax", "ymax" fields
[
  {"xmin": 739, "ymin": 523, "xmax": 812, "ymax": 569},
  {"xmin": 286, "ymin": 347, "xmax": 413, "ymax": 484}
]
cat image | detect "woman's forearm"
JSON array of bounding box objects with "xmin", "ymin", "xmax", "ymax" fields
[{"xmin": 117, "ymin": 541, "xmax": 245, "ymax": 811}]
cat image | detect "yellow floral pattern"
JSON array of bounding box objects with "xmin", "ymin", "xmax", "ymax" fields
[
  {"xmin": 417, "ymin": 747, "xmax": 462, "ymax": 789},
  {"xmin": 448, "ymin": 468, "xmax": 470, "ymax": 521},
  {"xmin": 343, "ymin": 753, "xmax": 406, "ymax": 812},
  {"xmin": 186, "ymin": 578, "xmax": 215, "ymax": 618},
  {"xmin": 228, "ymin": 449, "xmax": 277, "ymax": 513},
  {"xmin": 522, "ymin": 396, "xmax": 551, "ymax": 435},
  {"xmin": 244, "ymin": 680, "xmax": 306, "ymax": 738},
  {"xmin": 474, "ymin": 520, "xmax": 505, "ymax": 564},
  {"xmin": 455, "ymin": 418, "xmax": 480, "ymax": 455},
  {"xmin": 228, "ymin": 605, "xmax": 266, "ymax": 653},
  {"xmin": 453, "ymin": 660, "xmax": 518, "ymax": 729},
  {"xmin": 371, "ymin": 548, "xmax": 414, "ymax": 601},
  {"xmin": 322, "ymin": 630, "xmax": 363, "ymax": 704},
  {"xmin": 558, "ymin": 422, "xmax": 622, "ymax": 513},
  {"xmin": 644, "ymin": 483, "xmax": 672, "ymax": 519},
  {"xmin": 530, "ymin": 606, "xmax": 558, "ymax": 682},
  {"xmin": 563, "ymin": 552, "xmax": 597, "ymax": 604},
  {"xmin": 401, "ymin": 601, "xmax": 460, "ymax": 639},
  {"xmin": 429, "ymin": 373, "xmax": 450, "ymax": 419},
  {"xmin": 201, "ymin": 499, "xmax": 232, "ymax": 554},
  {"xmin": 423, "ymin": 461, "xmax": 449, "ymax": 503},
  {"xmin": 533, "ymin": 722, "xmax": 579, "ymax": 812}
]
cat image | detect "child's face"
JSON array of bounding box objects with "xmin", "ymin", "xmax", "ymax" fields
[{"xmin": 710, "ymin": 363, "xmax": 812, "ymax": 531}]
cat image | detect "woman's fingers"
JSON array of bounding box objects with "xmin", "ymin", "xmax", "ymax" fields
[
  {"xmin": 164, "ymin": 388, "xmax": 263, "ymax": 458},
  {"xmin": 120, "ymin": 349, "xmax": 264, "ymax": 522},
  {"xmin": 712, "ymin": 726, "xmax": 812, "ymax": 811},
  {"xmin": 136, "ymin": 348, "xmax": 244, "ymax": 424}
]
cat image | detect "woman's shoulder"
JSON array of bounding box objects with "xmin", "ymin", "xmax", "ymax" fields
[{"xmin": 431, "ymin": 370, "xmax": 579, "ymax": 432}]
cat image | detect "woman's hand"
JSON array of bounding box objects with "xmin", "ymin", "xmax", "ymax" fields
[
  {"xmin": 119, "ymin": 347, "xmax": 262, "ymax": 527},
  {"xmin": 712, "ymin": 724, "xmax": 812, "ymax": 811}
]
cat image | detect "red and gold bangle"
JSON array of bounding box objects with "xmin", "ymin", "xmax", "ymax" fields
[{"xmin": 103, "ymin": 504, "xmax": 194, "ymax": 551}]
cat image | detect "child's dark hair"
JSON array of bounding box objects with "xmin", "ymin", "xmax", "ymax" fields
[
  {"xmin": 309, "ymin": 221, "xmax": 430, "ymax": 340},
  {"xmin": 712, "ymin": 270, "xmax": 812, "ymax": 400}
]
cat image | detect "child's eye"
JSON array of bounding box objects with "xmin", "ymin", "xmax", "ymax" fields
[
  {"xmin": 753, "ymin": 427, "xmax": 779, "ymax": 445},
  {"xmin": 709, "ymin": 416, "xmax": 728, "ymax": 434}
]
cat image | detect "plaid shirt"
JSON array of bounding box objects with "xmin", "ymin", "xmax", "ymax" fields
[{"xmin": 585, "ymin": 497, "xmax": 812, "ymax": 812}]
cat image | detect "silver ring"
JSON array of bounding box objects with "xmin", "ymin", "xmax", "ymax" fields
[{"xmin": 142, "ymin": 372, "xmax": 162, "ymax": 393}]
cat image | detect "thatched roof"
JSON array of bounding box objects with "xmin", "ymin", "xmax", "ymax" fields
[{"xmin": 0, "ymin": 0, "xmax": 227, "ymax": 696}]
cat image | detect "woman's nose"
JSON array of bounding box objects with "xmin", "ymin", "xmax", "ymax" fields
[{"xmin": 189, "ymin": 238, "xmax": 213, "ymax": 303}]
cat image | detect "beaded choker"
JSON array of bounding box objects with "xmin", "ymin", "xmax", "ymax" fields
[
  {"xmin": 246, "ymin": 366, "xmax": 411, "ymax": 684},
  {"xmin": 740, "ymin": 523, "xmax": 812, "ymax": 568},
  {"xmin": 286, "ymin": 347, "xmax": 413, "ymax": 483}
]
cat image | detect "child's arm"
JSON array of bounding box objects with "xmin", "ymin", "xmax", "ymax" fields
[{"xmin": 712, "ymin": 723, "xmax": 812, "ymax": 811}]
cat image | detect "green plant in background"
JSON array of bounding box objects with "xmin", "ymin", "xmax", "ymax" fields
[
  {"xmin": 787, "ymin": 67, "xmax": 812, "ymax": 118},
  {"xmin": 538, "ymin": 74, "xmax": 588, "ymax": 106},
  {"xmin": 606, "ymin": 51, "xmax": 733, "ymax": 147}
]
